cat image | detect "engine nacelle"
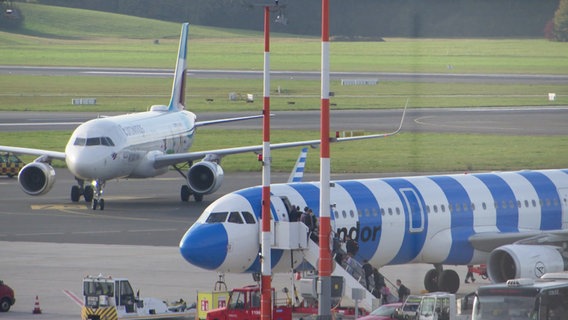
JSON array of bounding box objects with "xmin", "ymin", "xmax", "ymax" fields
[
  {"xmin": 187, "ymin": 161, "xmax": 224, "ymax": 194},
  {"xmin": 17, "ymin": 162, "xmax": 56, "ymax": 196},
  {"xmin": 487, "ymin": 244, "xmax": 566, "ymax": 283}
]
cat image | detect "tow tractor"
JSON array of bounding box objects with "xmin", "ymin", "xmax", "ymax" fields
[
  {"xmin": 204, "ymin": 276, "xmax": 367, "ymax": 320},
  {"xmin": 81, "ymin": 274, "xmax": 195, "ymax": 320}
]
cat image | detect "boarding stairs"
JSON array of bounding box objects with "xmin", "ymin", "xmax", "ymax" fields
[{"xmin": 270, "ymin": 221, "xmax": 399, "ymax": 312}]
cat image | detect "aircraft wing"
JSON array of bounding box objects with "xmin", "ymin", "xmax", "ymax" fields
[
  {"xmin": 195, "ymin": 114, "xmax": 266, "ymax": 127},
  {"xmin": 0, "ymin": 146, "xmax": 66, "ymax": 161},
  {"xmin": 469, "ymin": 229, "xmax": 568, "ymax": 252},
  {"xmin": 153, "ymin": 128, "xmax": 403, "ymax": 169}
]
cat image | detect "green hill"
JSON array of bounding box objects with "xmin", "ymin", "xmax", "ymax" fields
[{"xmin": 5, "ymin": 3, "xmax": 262, "ymax": 40}]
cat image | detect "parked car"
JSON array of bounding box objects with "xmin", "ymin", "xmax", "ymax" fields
[
  {"xmin": 0, "ymin": 280, "xmax": 15, "ymax": 312},
  {"xmin": 358, "ymin": 303, "xmax": 402, "ymax": 320}
]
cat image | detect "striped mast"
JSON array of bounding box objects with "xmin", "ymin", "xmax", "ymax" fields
[
  {"xmin": 260, "ymin": 5, "xmax": 272, "ymax": 320},
  {"xmin": 318, "ymin": 0, "xmax": 332, "ymax": 319}
]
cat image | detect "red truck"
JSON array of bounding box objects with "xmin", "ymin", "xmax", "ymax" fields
[
  {"xmin": 0, "ymin": 280, "xmax": 15, "ymax": 312},
  {"xmin": 205, "ymin": 285, "xmax": 363, "ymax": 320}
]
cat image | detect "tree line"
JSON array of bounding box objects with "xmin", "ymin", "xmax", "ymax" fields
[{"xmin": 24, "ymin": 0, "xmax": 566, "ymax": 39}]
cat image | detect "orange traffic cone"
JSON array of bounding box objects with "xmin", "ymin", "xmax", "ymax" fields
[{"xmin": 32, "ymin": 295, "xmax": 42, "ymax": 314}]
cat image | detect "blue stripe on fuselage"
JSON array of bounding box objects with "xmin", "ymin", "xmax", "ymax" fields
[
  {"xmin": 289, "ymin": 184, "xmax": 321, "ymax": 217},
  {"xmin": 429, "ymin": 176, "xmax": 474, "ymax": 264},
  {"xmin": 335, "ymin": 181, "xmax": 381, "ymax": 261},
  {"xmin": 382, "ymin": 178, "xmax": 428, "ymax": 264},
  {"xmin": 518, "ymin": 171, "xmax": 562, "ymax": 230},
  {"xmin": 474, "ymin": 174, "xmax": 518, "ymax": 232}
]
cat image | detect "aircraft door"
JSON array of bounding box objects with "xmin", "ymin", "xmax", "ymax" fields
[
  {"xmin": 399, "ymin": 188, "xmax": 425, "ymax": 233},
  {"xmin": 270, "ymin": 196, "xmax": 290, "ymax": 222}
]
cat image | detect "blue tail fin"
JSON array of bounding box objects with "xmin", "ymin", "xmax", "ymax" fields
[
  {"xmin": 168, "ymin": 23, "xmax": 189, "ymax": 112},
  {"xmin": 288, "ymin": 147, "xmax": 309, "ymax": 183}
]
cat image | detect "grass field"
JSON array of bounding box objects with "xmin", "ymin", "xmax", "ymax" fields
[
  {"xmin": 1, "ymin": 3, "xmax": 567, "ymax": 174},
  {"xmin": 2, "ymin": 130, "xmax": 568, "ymax": 173}
]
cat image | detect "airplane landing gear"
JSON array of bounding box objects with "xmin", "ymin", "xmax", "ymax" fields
[
  {"xmin": 180, "ymin": 184, "xmax": 203, "ymax": 202},
  {"xmin": 90, "ymin": 180, "xmax": 106, "ymax": 210},
  {"xmin": 424, "ymin": 264, "xmax": 460, "ymax": 293},
  {"xmin": 70, "ymin": 179, "xmax": 93, "ymax": 203}
]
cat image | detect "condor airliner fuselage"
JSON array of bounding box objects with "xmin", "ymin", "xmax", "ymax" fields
[{"xmin": 180, "ymin": 169, "xmax": 568, "ymax": 294}]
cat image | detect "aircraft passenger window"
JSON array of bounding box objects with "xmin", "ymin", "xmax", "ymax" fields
[
  {"xmin": 388, "ymin": 208, "xmax": 393, "ymax": 215},
  {"xmin": 206, "ymin": 212, "xmax": 228, "ymax": 223},
  {"xmin": 342, "ymin": 210, "xmax": 347, "ymax": 218},
  {"xmin": 508, "ymin": 200, "xmax": 514, "ymax": 209},
  {"xmin": 433, "ymin": 205, "xmax": 438, "ymax": 213},
  {"xmin": 553, "ymin": 198, "xmax": 559, "ymax": 206},
  {"xmin": 372, "ymin": 208, "xmax": 378, "ymax": 217},
  {"xmin": 546, "ymin": 198, "xmax": 551, "ymax": 207},
  {"xmin": 395, "ymin": 208, "xmax": 400, "ymax": 215},
  {"xmin": 426, "ymin": 205, "xmax": 430, "ymax": 214},
  {"xmin": 501, "ymin": 200, "xmax": 507, "ymax": 209},
  {"xmin": 441, "ymin": 205, "xmax": 446, "ymax": 212},
  {"xmin": 358, "ymin": 210, "xmax": 362, "ymax": 218},
  {"xmin": 524, "ymin": 200, "xmax": 529, "ymax": 208},
  {"xmin": 334, "ymin": 210, "xmax": 339, "ymax": 219},
  {"xmin": 242, "ymin": 211, "xmax": 256, "ymax": 224},
  {"xmin": 228, "ymin": 212, "xmax": 244, "ymax": 224},
  {"xmin": 532, "ymin": 199, "xmax": 537, "ymax": 207},
  {"xmin": 449, "ymin": 204, "xmax": 453, "ymax": 212},
  {"xmin": 86, "ymin": 137, "xmax": 101, "ymax": 146},
  {"xmin": 455, "ymin": 204, "xmax": 461, "ymax": 212},
  {"xmin": 540, "ymin": 199, "xmax": 544, "ymax": 207},
  {"xmin": 471, "ymin": 203, "xmax": 475, "ymax": 211},
  {"xmin": 350, "ymin": 210, "xmax": 355, "ymax": 218},
  {"xmin": 381, "ymin": 208, "xmax": 385, "ymax": 216},
  {"xmin": 482, "ymin": 202, "xmax": 487, "ymax": 210},
  {"xmin": 74, "ymin": 137, "xmax": 86, "ymax": 146},
  {"xmin": 364, "ymin": 209, "xmax": 370, "ymax": 217}
]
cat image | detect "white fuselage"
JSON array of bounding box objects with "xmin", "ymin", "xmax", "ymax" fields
[{"xmin": 65, "ymin": 109, "xmax": 195, "ymax": 181}]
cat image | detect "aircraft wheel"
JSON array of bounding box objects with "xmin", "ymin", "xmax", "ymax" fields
[
  {"xmin": 71, "ymin": 186, "xmax": 80, "ymax": 202},
  {"xmin": 84, "ymin": 186, "xmax": 94, "ymax": 202},
  {"xmin": 181, "ymin": 185, "xmax": 190, "ymax": 202},
  {"xmin": 424, "ymin": 269, "xmax": 439, "ymax": 292},
  {"xmin": 194, "ymin": 193, "xmax": 203, "ymax": 202},
  {"xmin": 92, "ymin": 199, "xmax": 98, "ymax": 210},
  {"xmin": 438, "ymin": 269, "xmax": 460, "ymax": 293},
  {"xmin": 99, "ymin": 199, "xmax": 105, "ymax": 211}
]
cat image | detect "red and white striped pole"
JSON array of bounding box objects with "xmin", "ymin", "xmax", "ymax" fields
[
  {"xmin": 260, "ymin": 5, "xmax": 272, "ymax": 320},
  {"xmin": 318, "ymin": 0, "xmax": 332, "ymax": 319}
]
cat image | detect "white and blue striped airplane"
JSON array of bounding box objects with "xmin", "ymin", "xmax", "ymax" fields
[
  {"xmin": 180, "ymin": 168, "xmax": 568, "ymax": 293},
  {"xmin": 0, "ymin": 24, "xmax": 401, "ymax": 210}
]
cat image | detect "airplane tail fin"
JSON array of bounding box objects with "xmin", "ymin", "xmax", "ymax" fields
[
  {"xmin": 287, "ymin": 147, "xmax": 309, "ymax": 183},
  {"xmin": 167, "ymin": 23, "xmax": 189, "ymax": 112}
]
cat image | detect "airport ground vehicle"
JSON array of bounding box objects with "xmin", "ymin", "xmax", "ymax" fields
[
  {"xmin": 0, "ymin": 280, "xmax": 15, "ymax": 312},
  {"xmin": 0, "ymin": 152, "xmax": 24, "ymax": 178},
  {"xmin": 81, "ymin": 274, "xmax": 195, "ymax": 320},
  {"xmin": 204, "ymin": 283, "xmax": 365, "ymax": 320},
  {"xmin": 393, "ymin": 295, "xmax": 420, "ymax": 320},
  {"xmin": 408, "ymin": 292, "xmax": 470, "ymax": 320},
  {"xmin": 358, "ymin": 303, "xmax": 402, "ymax": 320},
  {"xmin": 472, "ymin": 272, "xmax": 568, "ymax": 320}
]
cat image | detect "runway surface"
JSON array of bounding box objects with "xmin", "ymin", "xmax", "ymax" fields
[
  {"xmin": 2, "ymin": 107, "xmax": 568, "ymax": 135},
  {"xmin": 2, "ymin": 66, "xmax": 568, "ymax": 84}
]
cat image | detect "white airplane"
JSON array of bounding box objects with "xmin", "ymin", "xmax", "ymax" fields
[
  {"xmin": 179, "ymin": 168, "xmax": 568, "ymax": 295},
  {"xmin": 0, "ymin": 23, "xmax": 403, "ymax": 210}
]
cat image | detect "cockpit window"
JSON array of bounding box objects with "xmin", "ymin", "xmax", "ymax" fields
[
  {"xmin": 242, "ymin": 211, "xmax": 256, "ymax": 224},
  {"xmin": 206, "ymin": 212, "xmax": 228, "ymax": 223},
  {"xmin": 74, "ymin": 138, "xmax": 86, "ymax": 146},
  {"xmin": 76, "ymin": 137, "xmax": 115, "ymax": 147},
  {"xmin": 227, "ymin": 212, "xmax": 244, "ymax": 224}
]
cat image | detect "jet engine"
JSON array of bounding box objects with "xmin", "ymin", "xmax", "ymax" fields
[
  {"xmin": 487, "ymin": 244, "xmax": 566, "ymax": 283},
  {"xmin": 17, "ymin": 162, "xmax": 56, "ymax": 196},
  {"xmin": 187, "ymin": 161, "xmax": 224, "ymax": 194}
]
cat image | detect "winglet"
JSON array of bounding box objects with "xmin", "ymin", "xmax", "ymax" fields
[
  {"xmin": 287, "ymin": 147, "xmax": 309, "ymax": 183},
  {"xmin": 168, "ymin": 23, "xmax": 189, "ymax": 112}
]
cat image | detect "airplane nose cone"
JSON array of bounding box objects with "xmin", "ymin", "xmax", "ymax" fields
[{"xmin": 179, "ymin": 223, "xmax": 228, "ymax": 270}]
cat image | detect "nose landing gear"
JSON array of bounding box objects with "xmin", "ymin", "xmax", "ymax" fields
[{"xmin": 90, "ymin": 180, "xmax": 106, "ymax": 210}]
